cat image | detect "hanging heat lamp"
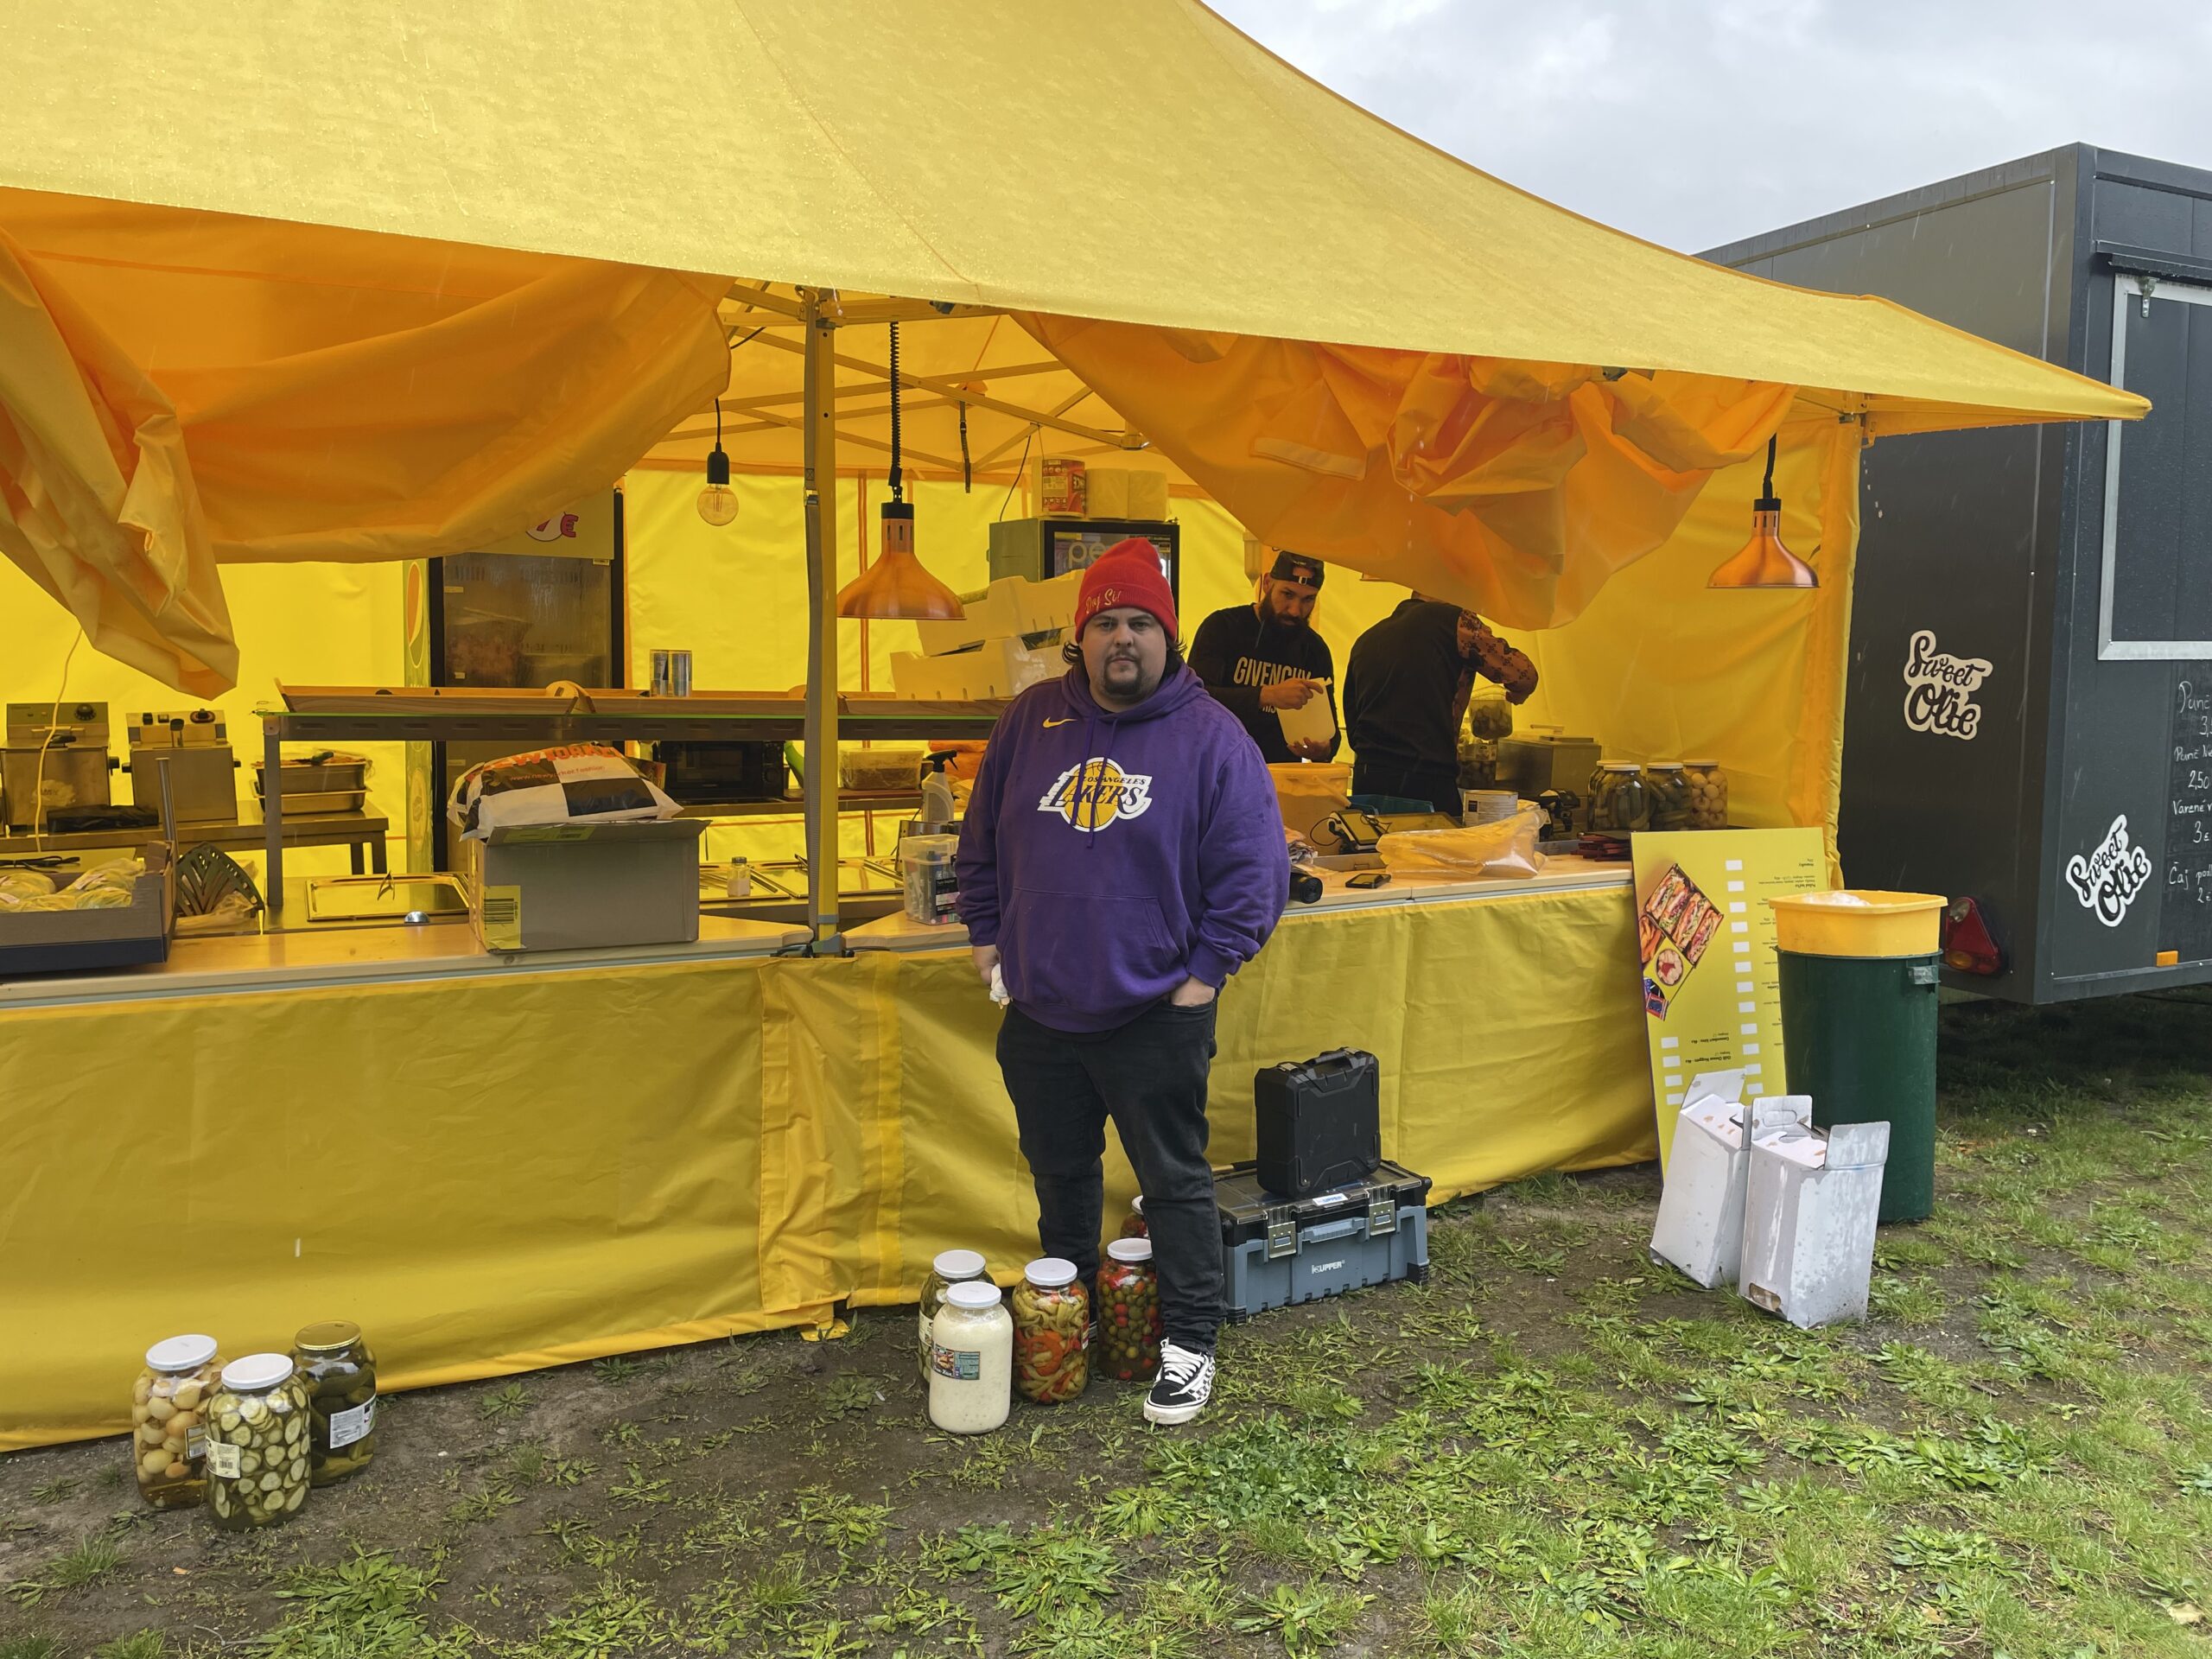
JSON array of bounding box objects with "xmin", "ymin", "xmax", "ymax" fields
[
  {"xmin": 696, "ymin": 398, "xmax": 739, "ymax": 527},
  {"xmin": 836, "ymin": 321, "xmax": 965, "ymax": 620},
  {"xmin": 1708, "ymin": 434, "xmax": 1816, "ymax": 589}
]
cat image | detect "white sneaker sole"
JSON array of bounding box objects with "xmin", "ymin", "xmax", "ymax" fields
[{"xmin": 1142, "ymin": 1395, "xmax": 1207, "ymax": 1426}]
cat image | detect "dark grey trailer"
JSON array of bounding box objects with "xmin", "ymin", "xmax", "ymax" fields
[{"xmin": 1705, "ymin": 145, "xmax": 2212, "ymax": 1002}]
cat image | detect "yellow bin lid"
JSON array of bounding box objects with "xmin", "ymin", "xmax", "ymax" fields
[{"xmin": 1768, "ymin": 889, "xmax": 1944, "ymax": 958}]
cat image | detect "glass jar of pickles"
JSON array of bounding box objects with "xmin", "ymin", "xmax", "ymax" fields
[
  {"xmin": 1012, "ymin": 1257, "xmax": 1090, "ymax": 1404},
  {"xmin": 1116, "ymin": 1197, "xmax": 1147, "ymax": 1240},
  {"xmin": 1684, "ymin": 760, "xmax": 1729, "ymax": 828},
  {"xmin": 1096, "ymin": 1237, "xmax": 1161, "ymax": 1382},
  {"xmin": 918, "ymin": 1249, "xmax": 988, "ymax": 1383},
  {"xmin": 132, "ymin": 1334, "xmax": 224, "ymax": 1510},
  {"xmin": 1644, "ymin": 763, "xmax": 1692, "ymax": 830},
  {"xmin": 1465, "ymin": 688, "xmax": 1515, "ymax": 741},
  {"xmin": 1456, "ymin": 734, "xmax": 1499, "ymax": 791},
  {"xmin": 1588, "ymin": 764, "xmax": 1650, "ymax": 833},
  {"xmin": 293, "ymin": 1322, "xmax": 377, "ymax": 1486},
  {"xmin": 205, "ymin": 1354, "xmax": 312, "ymax": 1529}
]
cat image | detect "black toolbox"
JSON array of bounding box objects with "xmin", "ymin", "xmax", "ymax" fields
[
  {"xmin": 1216, "ymin": 1158, "xmax": 1431, "ymax": 1322},
  {"xmin": 1254, "ymin": 1048, "xmax": 1381, "ymax": 1198}
]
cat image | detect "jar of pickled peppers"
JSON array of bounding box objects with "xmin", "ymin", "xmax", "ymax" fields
[
  {"xmin": 1115, "ymin": 1197, "xmax": 1147, "ymax": 1240},
  {"xmin": 292, "ymin": 1321, "xmax": 378, "ymax": 1486},
  {"xmin": 132, "ymin": 1334, "xmax": 224, "ymax": 1510},
  {"xmin": 1588, "ymin": 763, "xmax": 1650, "ymax": 833},
  {"xmin": 1644, "ymin": 762, "xmax": 1692, "ymax": 830},
  {"xmin": 1096, "ymin": 1237, "xmax": 1161, "ymax": 1382},
  {"xmin": 1011, "ymin": 1257, "xmax": 1090, "ymax": 1404},
  {"xmin": 918, "ymin": 1249, "xmax": 988, "ymax": 1383}
]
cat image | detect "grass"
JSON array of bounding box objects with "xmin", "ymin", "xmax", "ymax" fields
[{"xmin": 6, "ymin": 995, "xmax": 2212, "ymax": 1656}]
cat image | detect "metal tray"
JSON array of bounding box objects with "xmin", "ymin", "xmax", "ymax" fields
[{"xmin": 265, "ymin": 789, "xmax": 366, "ymax": 816}]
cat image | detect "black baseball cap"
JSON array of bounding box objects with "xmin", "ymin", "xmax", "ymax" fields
[{"xmin": 1268, "ymin": 550, "xmax": 1325, "ymax": 588}]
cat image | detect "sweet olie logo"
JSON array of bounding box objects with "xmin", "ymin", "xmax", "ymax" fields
[
  {"xmin": 1039, "ymin": 758, "xmax": 1154, "ymax": 831},
  {"xmin": 2063, "ymin": 814, "xmax": 2153, "ymax": 928},
  {"xmin": 1902, "ymin": 629, "xmax": 1992, "ymax": 741}
]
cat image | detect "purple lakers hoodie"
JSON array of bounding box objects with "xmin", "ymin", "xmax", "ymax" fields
[{"xmin": 956, "ymin": 663, "xmax": 1290, "ymax": 1033}]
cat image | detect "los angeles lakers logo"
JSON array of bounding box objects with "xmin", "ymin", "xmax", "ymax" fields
[{"xmin": 1038, "ymin": 759, "xmax": 1154, "ymax": 831}]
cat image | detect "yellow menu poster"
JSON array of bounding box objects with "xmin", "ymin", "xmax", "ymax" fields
[{"xmin": 1632, "ymin": 828, "xmax": 1826, "ymax": 1167}]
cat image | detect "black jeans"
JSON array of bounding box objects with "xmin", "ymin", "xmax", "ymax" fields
[
  {"xmin": 1350, "ymin": 760, "xmax": 1461, "ymax": 817},
  {"xmin": 996, "ymin": 998, "xmax": 1224, "ymax": 1351}
]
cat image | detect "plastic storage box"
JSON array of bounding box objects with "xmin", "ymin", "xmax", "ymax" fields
[
  {"xmin": 1254, "ymin": 1049, "xmax": 1381, "ymax": 1198},
  {"xmin": 1216, "ymin": 1159, "xmax": 1430, "ymax": 1322}
]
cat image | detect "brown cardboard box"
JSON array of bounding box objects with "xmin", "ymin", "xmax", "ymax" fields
[
  {"xmin": 461, "ymin": 820, "xmax": 705, "ymax": 952},
  {"xmin": 0, "ymin": 844, "xmax": 172, "ymax": 976}
]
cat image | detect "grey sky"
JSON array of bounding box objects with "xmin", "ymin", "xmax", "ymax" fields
[{"xmin": 1211, "ymin": 0, "xmax": 2212, "ymax": 252}]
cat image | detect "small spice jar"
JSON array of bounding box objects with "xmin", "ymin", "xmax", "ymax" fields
[
  {"xmin": 918, "ymin": 1249, "xmax": 988, "ymax": 1383},
  {"xmin": 204, "ymin": 1354, "xmax": 312, "ymax": 1529},
  {"xmin": 1096, "ymin": 1237, "xmax": 1162, "ymax": 1382},
  {"xmin": 1012, "ymin": 1257, "xmax": 1090, "ymax": 1405},
  {"xmin": 1644, "ymin": 763, "xmax": 1692, "ymax": 831},
  {"xmin": 1684, "ymin": 760, "xmax": 1729, "ymax": 829},
  {"xmin": 928, "ymin": 1280, "xmax": 1013, "ymax": 1435},
  {"xmin": 132, "ymin": 1334, "xmax": 224, "ymax": 1510},
  {"xmin": 292, "ymin": 1321, "xmax": 378, "ymax": 1486},
  {"xmin": 1115, "ymin": 1197, "xmax": 1147, "ymax": 1240},
  {"xmin": 1588, "ymin": 763, "xmax": 1650, "ymax": 833}
]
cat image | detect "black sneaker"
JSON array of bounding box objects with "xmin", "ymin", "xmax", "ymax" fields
[{"xmin": 1143, "ymin": 1340, "xmax": 1216, "ymax": 1425}]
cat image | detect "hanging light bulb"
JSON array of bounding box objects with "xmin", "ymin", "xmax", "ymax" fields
[
  {"xmin": 836, "ymin": 321, "xmax": 966, "ymax": 621},
  {"xmin": 696, "ymin": 398, "xmax": 739, "ymax": 527},
  {"xmin": 1708, "ymin": 435, "xmax": 1817, "ymax": 589}
]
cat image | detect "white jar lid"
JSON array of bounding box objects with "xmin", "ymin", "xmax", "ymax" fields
[
  {"xmin": 944, "ymin": 1280, "xmax": 1002, "ymax": 1311},
  {"xmin": 145, "ymin": 1334, "xmax": 219, "ymax": 1373},
  {"xmin": 1106, "ymin": 1237, "xmax": 1154, "ymax": 1264},
  {"xmin": 220, "ymin": 1352, "xmax": 295, "ymax": 1393},
  {"xmin": 1129, "ymin": 1196, "xmax": 1144, "ymax": 1214},
  {"xmin": 932, "ymin": 1249, "xmax": 987, "ymax": 1280},
  {"xmin": 1024, "ymin": 1256, "xmax": 1078, "ymax": 1288}
]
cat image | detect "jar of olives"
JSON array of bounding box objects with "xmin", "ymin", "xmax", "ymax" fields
[
  {"xmin": 293, "ymin": 1322, "xmax": 377, "ymax": 1486},
  {"xmin": 918, "ymin": 1249, "xmax": 988, "ymax": 1383},
  {"xmin": 1116, "ymin": 1197, "xmax": 1147, "ymax": 1240},
  {"xmin": 1644, "ymin": 763, "xmax": 1692, "ymax": 831},
  {"xmin": 1684, "ymin": 760, "xmax": 1729, "ymax": 829},
  {"xmin": 1012, "ymin": 1257, "xmax": 1090, "ymax": 1404},
  {"xmin": 205, "ymin": 1354, "xmax": 312, "ymax": 1529},
  {"xmin": 1588, "ymin": 764, "xmax": 1650, "ymax": 833},
  {"xmin": 132, "ymin": 1334, "xmax": 224, "ymax": 1510},
  {"xmin": 1096, "ymin": 1237, "xmax": 1161, "ymax": 1382}
]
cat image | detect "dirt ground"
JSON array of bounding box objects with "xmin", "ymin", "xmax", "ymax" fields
[{"xmin": 3, "ymin": 992, "xmax": 2211, "ymax": 1658}]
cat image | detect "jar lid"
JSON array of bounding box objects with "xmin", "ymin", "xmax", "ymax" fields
[
  {"xmin": 1129, "ymin": 1196, "xmax": 1144, "ymax": 1215},
  {"xmin": 144, "ymin": 1333, "xmax": 219, "ymax": 1373},
  {"xmin": 943, "ymin": 1280, "xmax": 1002, "ymax": 1311},
  {"xmin": 1682, "ymin": 760, "xmax": 1719, "ymax": 768},
  {"xmin": 931, "ymin": 1249, "xmax": 987, "ymax": 1281},
  {"xmin": 1024, "ymin": 1256, "xmax": 1079, "ymax": 1288},
  {"xmin": 295, "ymin": 1319, "xmax": 363, "ymax": 1354},
  {"xmin": 1646, "ymin": 761, "xmax": 1685, "ymax": 773},
  {"xmin": 1106, "ymin": 1237, "xmax": 1154, "ymax": 1264},
  {"xmin": 220, "ymin": 1352, "xmax": 295, "ymax": 1393},
  {"xmin": 1599, "ymin": 762, "xmax": 1642, "ymax": 773}
]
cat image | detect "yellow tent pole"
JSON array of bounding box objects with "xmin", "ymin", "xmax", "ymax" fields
[{"xmin": 800, "ymin": 291, "xmax": 842, "ymax": 947}]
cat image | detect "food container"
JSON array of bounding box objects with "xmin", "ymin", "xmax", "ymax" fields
[
  {"xmin": 1456, "ymin": 735, "xmax": 1498, "ymax": 791},
  {"xmin": 292, "ymin": 1321, "xmax": 377, "ymax": 1486},
  {"xmin": 1116, "ymin": 1196, "xmax": 1147, "ymax": 1239},
  {"xmin": 132, "ymin": 1334, "xmax": 224, "ymax": 1510},
  {"xmin": 899, "ymin": 834, "xmax": 959, "ymax": 926},
  {"xmin": 204, "ymin": 1354, "xmax": 313, "ymax": 1529},
  {"xmin": 918, "ymin": 1249, "xmax": 988, "ymax": 1382},
  {"xmin": 1465, "ymin": 689, "xmax": 1515, "ymax": 741},
  {"xmin": 1644, "ymin": 763, "xmax": 1692, "ymax": 831},
  {"xmin": 1685, "ymin": 760, "xmax": 1729, "ymax": 829},
  {"xmin": 1039, "ymin": 457, "xmax": 1088, "ymax": 517},
  {"xmin": 1461, "ymin": 789, "xmax": 1519, "ymax": 826},
  {"xmin": 928, "ymin": 1281, "xmax": 1013, "ymax": 1434},
  {"xmin": 1012, "ymin": 1257, "xmax": 1090, "ymax": 1404},
  {"xmin": 841, "ymin": 747, "xmax": 926, "ymax": 792},
  {"xmin": 1096, "ymin": 1237, "xmax": 1161, "ymax": 1382},
  {"xmin": 1498, "ymin": 729, "xmax": 1602, "ymax": 795},
  {"xmin": 1589, "ymin": 764, "xmax": 1650, "ymax": 833}
]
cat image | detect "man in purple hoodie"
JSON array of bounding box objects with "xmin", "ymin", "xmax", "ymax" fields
[{"xmin": 957, "ymin": 539, "xmax": 1289, "ymax": 1425}]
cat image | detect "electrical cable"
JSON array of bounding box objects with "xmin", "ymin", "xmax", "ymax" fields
[
  {"xmin": 887, "ymin": 321, "xmax": 904, "ymax": 504},
  {"xmin": 30, "ymin": 629, "xmax": 84, "ymax": 852},
  {"xmin": 996, "ymin": 424, "xmax": 1036, "ymax": 523},
  {"xmin": 958, "ymin": 400, "xmax": 971, "ymax": 493}
]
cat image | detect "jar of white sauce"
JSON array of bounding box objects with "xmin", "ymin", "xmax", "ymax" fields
[{"xmin": 928, "ymin": 1280, "xmax": 1012, "ymax": 1434}]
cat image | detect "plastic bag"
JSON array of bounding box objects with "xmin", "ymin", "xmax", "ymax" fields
[
  {"xmin": 448, "ymin": 744, "xmax": 681, "ymax": 840},
  {"xmin": 0, "ymin": 871, "xmax": 55, "ymax": 901},
  {"xmin": 1376, "ymin": 802, "xmax": 1547, "ymax": 879},
  {"xmin": 66, "ymin": 859, "xmax": 145, "ymax": 893}
]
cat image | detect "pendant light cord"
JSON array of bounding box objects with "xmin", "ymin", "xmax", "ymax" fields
[
  {"xmin": 1762, "ymin": 434, "xmax": 1777, "ymax": 499},
  {"xmin": 887, "ymin": 321, "xmax": 904, "ymax": 505}
]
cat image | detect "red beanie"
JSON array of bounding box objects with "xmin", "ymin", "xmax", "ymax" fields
[{"xmin": 1073, "ymin": 539, "xmax": 1178, "ymax": 639}]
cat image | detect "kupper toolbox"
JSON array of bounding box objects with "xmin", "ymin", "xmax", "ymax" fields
[{"xmin": 1215, "ymin": 1158, "xmax": 1431, "ymax": 1323}]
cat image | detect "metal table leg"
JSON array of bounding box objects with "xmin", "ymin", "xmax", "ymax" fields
[{"xmin": 263, "ymin": 721, "xmax": 283, "ymax": 913}]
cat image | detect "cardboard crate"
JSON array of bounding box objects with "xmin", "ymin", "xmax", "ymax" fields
[{"xmin": 461, "ymin": 820, "xmax": 704, "ymax": 952}]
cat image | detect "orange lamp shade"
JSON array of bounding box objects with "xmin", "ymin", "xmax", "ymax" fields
[
  {"xmin": 835, "ymin": 502, "xmax": 966, "ymax": 620},
  {"xmin": 1708, "ymin": 498, "xmax": 1818, "ymax": 590}
]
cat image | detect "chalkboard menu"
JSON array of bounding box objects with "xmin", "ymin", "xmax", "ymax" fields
[{"xmin": 2165, "ymin": 664, "xmax": 2212, "ymax": 963}]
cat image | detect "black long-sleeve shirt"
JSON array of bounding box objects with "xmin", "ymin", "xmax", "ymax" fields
[{"xmin": 1187, "ymin": 604, "xmax": 1339, "ymax": 765}]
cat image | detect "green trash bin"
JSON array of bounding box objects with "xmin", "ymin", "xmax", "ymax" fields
[{"xmin": 1769, "ymin": 891, "xmax": 1945, "ymax": 1224}]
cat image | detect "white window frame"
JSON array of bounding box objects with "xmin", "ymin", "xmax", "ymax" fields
[{"xmin": 2100, "ymin": 276, "xmax": 2212, "ymax": 660}]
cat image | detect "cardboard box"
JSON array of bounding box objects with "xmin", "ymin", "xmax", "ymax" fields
[
  {"xmin": 0, "ymin": 845, "xmax": 172, "ymax": 976},
  {"xmin": 1270, "ymin": 762, "xmax": 1352, "ymax": 843},
  {"xmin": 461, "ymin": 820, "xmax": 704, "ymax": 952}
]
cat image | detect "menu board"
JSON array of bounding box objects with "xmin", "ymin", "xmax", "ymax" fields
[{"xmin": 2165, "ymin": 667, "xmax": 2212, "ymax": 963}]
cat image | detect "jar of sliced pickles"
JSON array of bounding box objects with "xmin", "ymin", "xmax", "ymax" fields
[
  {"xmin": 1096, "ymin": 1237, "xmax": 1161, "ymax": 1382},
  {"xmin": 1588, "ymin": 763, "xmax": 1650, "ymax": 833},
  {"xmin": 293, "ymin": 1322, "xmax": 377, "ymax": 1486},
  {"xmin": 1115, "ymin": 1197, "xmax": 1147, "ymax": 1240},
  {"xmin": 1644, "ymin": 763, "xmax": 1692, "ymax": 830},
  {"xmin": 918, "ymin": 1249, "xmax": 988, "ymax": 1383},
  {"xmin": 1456, "ymin": 734, "xmax": 1499, "ymax": 791},
  {"xmin": 132, "ymin": 1334, "xmax": 224, "ymax": 1510},
  {"xmin": 1012, "ymin": 1257, "xmax": 1090, "ymax": 1404},
  {"xmin": 1684, "ymin": 760, "xmax": 1729, "ymax": 829},
  {"xmin": 205, "ymin": 1354, "xmax": 312, "ymax": 1529}
]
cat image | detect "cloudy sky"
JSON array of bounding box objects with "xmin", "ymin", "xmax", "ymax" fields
[{"xmin": 1210, "ymin": 0, "xmax": 2212, "ymax": 253}]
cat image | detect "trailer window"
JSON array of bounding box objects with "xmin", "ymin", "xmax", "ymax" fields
[{"xmin": 2101, "ymin": 279, "xmax": 2212, "ymax": 660}]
